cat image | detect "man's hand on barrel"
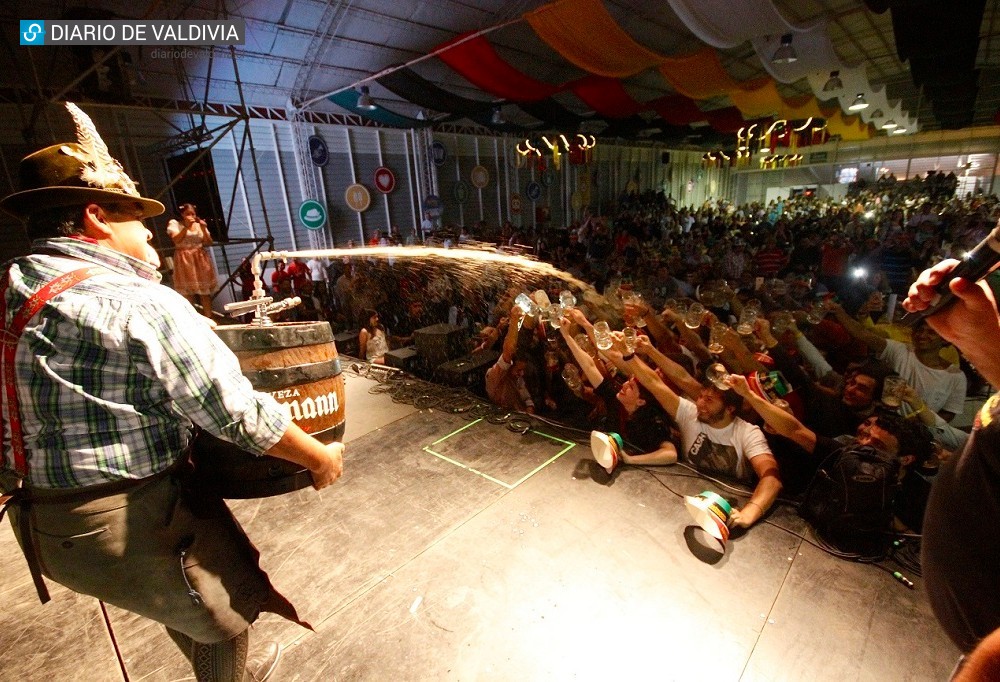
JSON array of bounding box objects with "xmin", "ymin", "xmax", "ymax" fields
[
  {"xmin": 265, "ymin": 422, "xmax": 345, "ymax": 491},
  {"xmin": 311, "ymin": 441, "xmax": 344, "ymax": 490}
]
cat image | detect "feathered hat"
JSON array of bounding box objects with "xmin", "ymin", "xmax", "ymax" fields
[{"xmin": 0, "ymin": 102, "xmax": 164, "ymax": 219}]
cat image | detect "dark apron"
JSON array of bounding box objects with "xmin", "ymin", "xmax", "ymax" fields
[{"xmin": 1, "ymin": 459, "xmax": 310, "ymax": 644}]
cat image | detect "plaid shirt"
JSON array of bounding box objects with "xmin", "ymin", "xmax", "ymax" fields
[{"xmin": 2, "ymin": 237, "xmax": 290, "ymax": 489}]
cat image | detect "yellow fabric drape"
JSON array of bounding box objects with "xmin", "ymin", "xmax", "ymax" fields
[
  {"xmin": 825, "ymin": 110, "xmax": 873, "ymax": 140},
  {"xmin": 781, "ymin": 94, "xmax": 827, "ymax": 121},
  {"xmin": 727, "ymin": 78, "xmax": 782, "ymax": 118},
  {"xmin": 658, "ymin": 48, "xmax": 741, "ymax": 100},
  {"xmin": 525, "ymin": 0, "xmax": 665, "ymax": 78}
]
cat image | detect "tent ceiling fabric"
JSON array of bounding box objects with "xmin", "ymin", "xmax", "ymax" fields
[{"xmin": 4, "ymin": 0, "xmax": 1000, "ymax": 144}]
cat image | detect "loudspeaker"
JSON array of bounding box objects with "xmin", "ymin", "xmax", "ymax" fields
[
  {"xmin": 661, "ymin": 152, "xmax": 671, "ymax": 164},
  {"xmin": 333, "ymin": 330, "xmax": 360, "ymax": 358},
  {"xmin": 385, "ymin": 345, "xmax": 419, "ymax": 371},
  {"xmin": 436, "ymin": 349, "xmax": 501, "ymax": 391},
  {"xmin": 414, "ymin": 323, "xmax": 468, "ymax": 368}
]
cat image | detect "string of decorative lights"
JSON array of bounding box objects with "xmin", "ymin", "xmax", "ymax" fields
[
  {"xmin": 516, "ymin": 134, "xmax": 597, "ymax": 171},
  {"xmin": 701, "ymin": 118, "xmax": 828, "ymax": 168}
]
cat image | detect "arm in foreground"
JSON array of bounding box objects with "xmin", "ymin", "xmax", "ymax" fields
[
  {"xmin": 265, "ymin": 422, "xmax": 344, "ymax": 490},
  {"xmin": 729, "ymin": 450, "xmax": 782, "ymax": 529},
  {"xmin": 903, "ymin": 259, "xmax": 1000, "ymax": 388}
]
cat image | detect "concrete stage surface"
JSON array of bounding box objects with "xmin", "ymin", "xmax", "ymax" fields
[{"xmin": 0, "ymin": 367, "xmax": 960, "ymax": 681}]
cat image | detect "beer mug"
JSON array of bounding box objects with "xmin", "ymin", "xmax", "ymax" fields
[
  {"xmin": 685, "ymin": 302, "xmax": 706, "ymax": 329},
  {"xmin": 882, "ymin": 375, "xmax": 905, "ymax": 408},
  {"xmin": 532, "ymin": 289, "xmax": 552, "ymax": 308},
  {"xmin": 771, "ymin": 311, "xmax": 794, "ymax": 335},
  {"xmin": 548, "ymin": 304, "xmax": 564, "ymax": 329},
  {"xmin": 630, "ymin": 292, "xmax": 648, "ymax": 328},
  {"xmin": 737, "ymin": 308, "xmax": 758, "ymax": 335},
  {"xmin": 706, "ymin": 363, "xmax": 732, "ymax": 390},
  {"xmin": 665, "ymin": 298, "xmax": 688, "ymax": 317},
  {"xmin": 708, "ymin": 323, "xmax": 728, "ymax": 354},
  {"xmin": 593, "ymin": 321, "xmax": 614, "ymax": 351},
  {"xmin": 514, "ymin": 293, "xmax": 539, "ymax": 317},
  {"xmin": 562, "ymin": 364, "xmax": 583, "ymax": 391},
  {"xmin": 622, "ymin": 327, "xmax": 638, "ymax": 354},
  {"xmin": 804, "ymin": 304, "xmax": 824, "ymax": 326}
]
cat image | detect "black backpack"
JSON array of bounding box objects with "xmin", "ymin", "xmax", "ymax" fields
[{"xmin": 800, "ymin": 444, "xmax": 900, "ymax": 558}]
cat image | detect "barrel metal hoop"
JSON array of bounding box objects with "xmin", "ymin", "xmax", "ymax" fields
[
  {"xmin": 214, "ymin": 321, "xmax": 334, "ymax": 351},
  {"xmin": 244, "ymin": 357, "xmax": 342, "ymax": 390}
]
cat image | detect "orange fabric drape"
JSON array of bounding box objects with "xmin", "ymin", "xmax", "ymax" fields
[
  {"xmin": 522, "ymin": 0, "xmax": 873, "ymax": 138},
  {"xmin": 525, "ymin": 0, "xmax": 665, "ymax": 78},
  {"xmin": 658, "ymin": 49, "xmax": 741, "ymax": 100}
]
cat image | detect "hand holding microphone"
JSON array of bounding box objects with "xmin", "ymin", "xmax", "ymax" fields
[
  {"xmin": 902, "ymin": 224, "xmax": 1000, "ymax": 324},
  {"xmin": 903, "ymin": 226, "xmax": 1000, "ymax": 387}
]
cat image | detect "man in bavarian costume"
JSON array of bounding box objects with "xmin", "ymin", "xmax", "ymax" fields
[{"xmin": 0, "ymin": 102, "xmax": 344, "ymax": 681}]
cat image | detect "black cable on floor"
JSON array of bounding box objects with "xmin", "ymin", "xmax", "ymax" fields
[{"xmin": 637, "ymin": 463, "xmax": 920, "ymax": 585}]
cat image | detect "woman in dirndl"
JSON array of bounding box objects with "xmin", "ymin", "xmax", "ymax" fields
[{"xmin": 167, "ymin": 203, "xmax": 217, "ymax": 317}]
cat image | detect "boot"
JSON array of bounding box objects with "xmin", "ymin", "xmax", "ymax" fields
[{"xmin": 245, "ymin": 641, "xmax": 281, "ymax": 682}]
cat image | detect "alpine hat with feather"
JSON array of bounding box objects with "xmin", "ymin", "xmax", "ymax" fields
[{"xmin": 1, "ymin": 102, "xmax": 163, "ymax": 219}]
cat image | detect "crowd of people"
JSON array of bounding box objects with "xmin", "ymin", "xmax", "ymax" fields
[
  {"xmin": 3, "ymin": 97, "xmax": 998, "ymax": 679},
  {"xmin": 225, "ymin": 172, "xmax": 1000, "ymax": 670}
]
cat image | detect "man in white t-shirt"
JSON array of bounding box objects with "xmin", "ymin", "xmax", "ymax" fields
[
  {"xmin": 673, "ymin": 391, "xmax": 773, "ymax": 483},
  {"xmin": 421, "ymin": 211, "xmax": 436, "ymax": 239},
  {"xmin": 305, "ymin": 257, "xmax": 328, "ymax": 306},
  {"xmin": 616, "ymin": 346, "xmax": 782, "ymax": 529},
  {"xmin": 832, "ymin": 304, "xmax": 967, "ymax": 422}
]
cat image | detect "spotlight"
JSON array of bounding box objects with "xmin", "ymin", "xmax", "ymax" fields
[
  {"xmin": 848, "ymin": 93, "xmax": 869, "ymax": 111},
  {"xmin": 771, "ymin": 33, "xmax": 798, "ymax": 64},
  {"xmin": 356, "ymin": 85, "xmax": 377, "ymax": 111},
  {"xmin": 852, "ymin": 267, "xmax": 867, "ymax": 279},
  {"xmin": 870, "ymin": 108, "xmax": 884, "ymax": 119},
  {"xmin": 892, "ymin": 127, "xmax": 907, "ymax": 134},
  {"xmin": 822, "ymin": 70, "xmax": 843, "ymax": 92},
  {"xmin": 491, "ymin": 105, "xmax": 504, "ymax": 125},
  {"xmin": 882, "ymin": 119, "xmax": 898, "ymax": 129}
]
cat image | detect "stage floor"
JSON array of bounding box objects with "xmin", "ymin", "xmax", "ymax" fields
[{"xmin": 0, "ymin": 368, "xmax": 961, "ymax": 681}]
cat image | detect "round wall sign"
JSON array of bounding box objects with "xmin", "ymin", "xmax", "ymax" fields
[
  {"xmin": 454, "ymin": 181, "xmax": 470, "ymax": 203},
  {"xmin": 471, "ymin": 165, "xmax": 489, "ymax": 189},
  {"xmin": 308, "ymin": 135, "xmax": 329, "ymax": 167},
  {"xmin": 299, "ymin": 199, "xmax": 327, "ymax": 230},
  {"xmin": 345, "ymin": 183, "xmax": 371, "ymax": 212},
  {"xmin": 431, "ymin": 141, "xmax": 447, "ymax": 167},
  {"xmin": 374, "ymin": 166, "xmax": 396, "ymax": 194},
  {"xmin": 526, "ymin": 181, "xmax": 542, "ymax": 202}
]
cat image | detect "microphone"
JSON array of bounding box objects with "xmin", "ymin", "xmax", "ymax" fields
[{"xmin": 903, "ymin": 224, "xmax": 1000, "ymax": 325}]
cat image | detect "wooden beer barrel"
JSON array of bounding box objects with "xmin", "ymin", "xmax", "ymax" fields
[{"xmin": 192, "ymin": 321, "xmax": 346, "ymax": 498}]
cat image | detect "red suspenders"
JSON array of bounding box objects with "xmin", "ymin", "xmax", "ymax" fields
[{"xmin": 0, "ymin": 267, "xmax": 103, "ymax": 475}]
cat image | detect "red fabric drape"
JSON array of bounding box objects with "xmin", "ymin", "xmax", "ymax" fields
[
  {"xmin": 435, "ymin": 33, "xmax": 560, "ymax": 102},
  {"xmin": 568, "ymin": 76, "xmax": 643, "ymax": 118}
]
